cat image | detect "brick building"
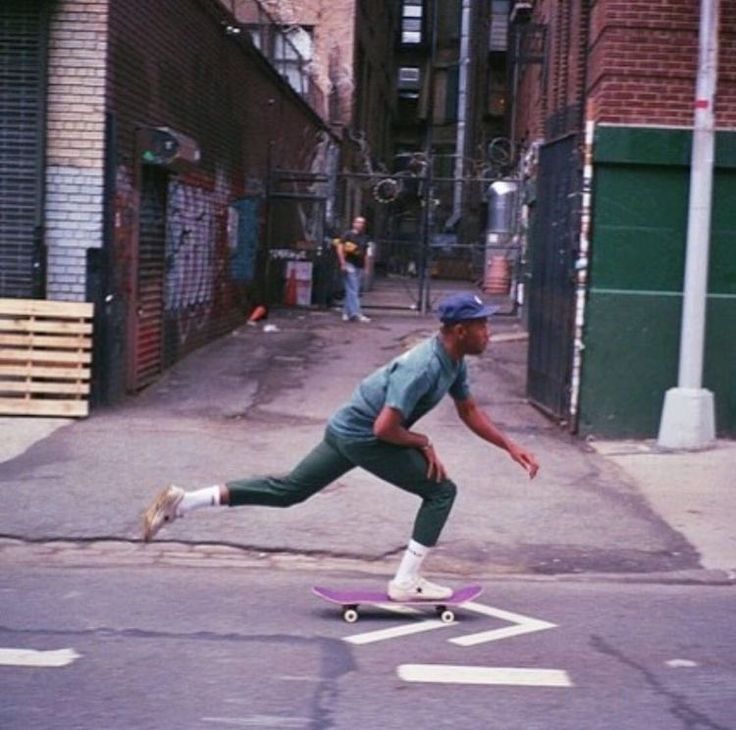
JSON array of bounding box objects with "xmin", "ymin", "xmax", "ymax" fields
[
  {"xmin": 510, "ymin": 0, "xmax": 736, "ymax": 436},
  {"xmin": 0, "ymin": 0, "xmax": 336, "ymax": 402},
  {"xmin": 382, "ymin": 0, "xmax": 510, "ymax": 291},
  {"xmin": 224, "ymin": 0, "xmax": 399, "ymax": 225}
]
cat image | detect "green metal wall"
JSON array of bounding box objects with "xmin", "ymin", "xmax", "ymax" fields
[{"xmin": 579, "ymin": 126, "xmax": 736, "ymax": 437}]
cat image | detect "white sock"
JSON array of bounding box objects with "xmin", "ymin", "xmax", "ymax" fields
[
  {"xmin": 177, "ymin": 485, "xmax": 221, "ymax": 516},
  {"xmin": 393, "ymin": 539, "xmax": 430, "ymax": 585}
]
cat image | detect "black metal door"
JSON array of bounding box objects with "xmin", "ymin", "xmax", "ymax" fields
[
  {"xmin": 133, "ymin": 166, "xmax": 168, "ymax": 390},
  {"xmin": 0, "ymin": 1, "xmax": 48, "ymax": 297},
  {"xmin": 526, "ymin": 134, "xmax": 580, "ymax": 422}
]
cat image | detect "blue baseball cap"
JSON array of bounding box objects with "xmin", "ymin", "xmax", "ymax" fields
[{"xmin": 437, "ymin": 292, "xmax": 499, "ymax": 324}]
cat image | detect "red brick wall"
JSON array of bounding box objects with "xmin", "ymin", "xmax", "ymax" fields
[
  {"xmin": 107, "ymin": 0, "xmax": 332, "ymax": 388},
  {"xmin": 514, "ymin": 0, "xmax": 736, "ymax": 140},
  {"xmin": 108, "ymin": 0, "xmax": 327, "ymax": 185},
  {"xmin": 589, "ymin": 0, "xmax": 736, "ymax": 127},
  {"xmin": 513, "ymin": 0, "xmax": 590, "ymax": 142}
]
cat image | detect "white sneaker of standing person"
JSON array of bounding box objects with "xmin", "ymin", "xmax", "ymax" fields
[
  {"xmin": 357, "ymin": 314, "xmax": 371, "ymax": 323},
  {"xmin": 142, "ymin": 484, "xmax": 221, "ymax": 541},
  {"xmin": 387, "ymin": 538, "xmax": 452, "ymax": 601},
  {"xmin": 388, "ymin": 575, "xmax": 453, "ymax": 601}
]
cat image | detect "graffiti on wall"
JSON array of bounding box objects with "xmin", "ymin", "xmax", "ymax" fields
[
  {"xmin": 163, "ymin": 167, "xmax": 236, "ymax": 351},
  {"xmin": 165, "ymin": 178, "xmax": 216, "ymax": 313}
]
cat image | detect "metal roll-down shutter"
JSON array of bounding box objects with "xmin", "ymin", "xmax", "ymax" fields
[{"xmin": 0, "ymin": 1, "xmax": 48, "ymax": 298}]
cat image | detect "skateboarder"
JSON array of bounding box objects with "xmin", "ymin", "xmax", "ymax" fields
[{"xmin": 142, "ymin": 292, "xmax": 539, "ymax": 601}]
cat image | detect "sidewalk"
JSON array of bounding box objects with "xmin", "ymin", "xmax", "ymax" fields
[
  {"xmin": 0, "ymin": 290, "xmax": 733, "ymax": 583},
  {"xmin": 591, "ymin": 440, "xmax": 736, "ymax": 575}
]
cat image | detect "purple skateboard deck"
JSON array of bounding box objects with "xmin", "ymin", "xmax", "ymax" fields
[{"xmin": 312, "ymin": 584, "xmax": 482, "ymax": 623}]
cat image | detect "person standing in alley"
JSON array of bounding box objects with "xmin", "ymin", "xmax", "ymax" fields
[
  {"xmin": 336, "ymin": 215, "xmax": 371, "ymax": 323},
  {"xmin": 142, "ymin": 292, "xmax": 539, "ymax": 601}
]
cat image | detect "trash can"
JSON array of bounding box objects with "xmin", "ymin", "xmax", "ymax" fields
[{"xmin": 284, "ymin": 261, "xmax": 313, "ymax": 306}]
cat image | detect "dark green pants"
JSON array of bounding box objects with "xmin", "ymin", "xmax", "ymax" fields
[{"xmin": 226, "ymin": 428, "xmax": 457, "ymax": 547}]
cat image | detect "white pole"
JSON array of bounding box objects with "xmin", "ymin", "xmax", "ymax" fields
[{"xmin": 657, "ymin": 0, "xmax": 719, "ymax": 449}]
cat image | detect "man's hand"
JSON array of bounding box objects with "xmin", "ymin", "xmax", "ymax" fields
[
  {"xmin": 507, "ymin": 442, "xmax": 539, "ymax": 479},
  {"xmin": 421, "ymin": 444, "xmax": 448, "ymax": 482}
]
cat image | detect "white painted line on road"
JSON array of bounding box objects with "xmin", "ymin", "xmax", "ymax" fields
[
  {"xmin": 449, "ymin": 601, "xmax": 557, "ymax": 647},
  {"xmin": 397, "ymin": 664, "xmax": 573, "ymax": 688},
  {"xmin": 345, "ymin": 618, "xmax": 452, "ymax": 645},
  {"xmin": 373, "ymin": 602, "xmax": 422, "ymax": 615},
  {"xmin": 0, "ymin": 647, "xmax": 81, "ymax": 668},
  {"xmin": 342, "ymin": 600, "xmax": 556, "ymax": 647},
  {"xmin": 201, "ymin": 716, "xmax": 311, "ymax": 727},
  {"xmin": 665, "ymin": 659, "xmax": 699, "ymax": 668}
]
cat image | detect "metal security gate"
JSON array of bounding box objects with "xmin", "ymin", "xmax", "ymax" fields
[
  {"xmin": 0, "ymin": 1, "xmax": 48, "ymax": 298},
  {"xmin": 264, "ymin": 169, "xmax": 328, "ymax": 305},
  {"xmin": 331, "ymin": 163, "xmax": 499, "ymax": 314},
  {"xmin": 527, "ymin": 134, "xmax": 581, "ymax": 423},
  {"xmin": 132, "ymin": 166, "xmax": 168, "ymax": 390}
]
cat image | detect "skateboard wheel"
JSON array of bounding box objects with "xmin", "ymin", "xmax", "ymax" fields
[
  {"xmin": 342, "ymin": 607, "xmax": 359, "ymax": 623},
  {"xmin": 439, "ymin": 609, "xmax": 455, "ymax": 624}
]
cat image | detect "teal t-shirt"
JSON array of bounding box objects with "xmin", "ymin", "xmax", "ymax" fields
[{"xmin": 327, "ymin": 335, "xmax": 471, "ymax": 440}]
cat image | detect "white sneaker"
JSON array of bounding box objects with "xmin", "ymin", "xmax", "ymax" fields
[
  {"xmin": 387, "ymin": 576, "xmax": 453, "ymax": 602},
  {"xmin": 142, "ymin": 485, "xmax": 184, "ymax": 542},
  {"xmin": 357, "ymin": 314, "xmax": 371, "ymax": 323},
  {"xmin": 341, "ymin": 313, "xmax": 350, "ymax": 322}
]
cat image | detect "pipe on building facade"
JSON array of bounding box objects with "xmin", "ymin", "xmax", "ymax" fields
[
  {"xmin": 568, "ymin": 111, "xmax": 595, "ymax": 427},
  {"xmin": 446, "ymin": 0, "xmax": 471, "ymax": 231}
]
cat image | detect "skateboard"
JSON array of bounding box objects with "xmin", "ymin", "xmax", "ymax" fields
[{"xmin": 312, "ymin": 584, "xmax": 482, "ymax": 624}]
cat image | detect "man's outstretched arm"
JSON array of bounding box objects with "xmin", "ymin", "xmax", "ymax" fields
[{"xmin": 454, "ymin": 397, "xmax": 539, "ymax": 478}]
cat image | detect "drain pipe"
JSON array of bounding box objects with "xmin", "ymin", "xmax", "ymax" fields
[
  {"xmin": 446, "ymin": 0, "xmax": 471, "ymax": 231},
  {"xmin": 568, "ymin": 109, "xmax": 595, "ymax": 429}
]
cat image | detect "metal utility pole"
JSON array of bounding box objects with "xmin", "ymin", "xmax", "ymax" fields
[{"xmin": 658, "ymin": 0, "xmax": 719, "ymax": 449}]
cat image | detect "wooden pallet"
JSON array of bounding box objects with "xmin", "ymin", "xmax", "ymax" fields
[{"xmin": 0, "ymin": 299, "xmax": 94, "ymax": 417}]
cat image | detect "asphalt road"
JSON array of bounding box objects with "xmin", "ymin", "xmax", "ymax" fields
[{"xmin": 1, "ymin": 558, "xmax": 734, "ymax": 730}]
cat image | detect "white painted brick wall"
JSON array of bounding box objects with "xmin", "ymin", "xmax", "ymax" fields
[{"xmin": 45, "ymin": 0, "xmax": 109, "ymax": 302}]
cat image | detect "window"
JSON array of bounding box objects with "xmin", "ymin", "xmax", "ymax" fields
[
  {"xmin": 273, "ymin": 26, "xmax": 313, "ymax": 97},
  {"xmin": 398, "ymin": 66, "xmax": 421, "ymax": 99},
  {"xmin": 246, "ymin": 27, "xmax": 262, "ymax": 51},
  {"xmin": 490, "ymin": 0, "xmax": 510, "ymax": 51},
  {"xmin": 401, "ymin": 0, "xmax": 423, "ymax": 44}
]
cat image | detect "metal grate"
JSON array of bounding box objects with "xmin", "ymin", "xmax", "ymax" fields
[
  {"xmin": 0, "ymin": 1, "xmax": 47, "ymax": 298},
  {"xmin": 133, "ymin": 167, "xmax": 168, "ymax": 390},
  {"xmin": 526, "ymin": 134, "xmax": 581, "ymax": 423}
]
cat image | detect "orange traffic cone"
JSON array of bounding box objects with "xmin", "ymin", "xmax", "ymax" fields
[
  {"xmin": 247, "ymin": 304, "xmax": 267, "ymax": 325},
  {"xmin": 284, "ymin": 268, "xmax": 297, "ymax": 306}
]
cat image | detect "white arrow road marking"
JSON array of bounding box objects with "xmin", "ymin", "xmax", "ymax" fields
[
  {"xmin": 397, "ymin": 664, "xmax": 573, "ymax": 687},
  {"xmin": 372, "ymin": 602, "xmax": 422, "ymax": 616},
  {"xmin": 0, "ymin": 648, "xmax": 81, "ymax": 668},
  {"xmin": 345, "ymin": 618, "xmax": 452, "ymax": 645},
  {"xmin": 343, "ymin": 601, "xmax": 455, "ymax": 645},
  {"xmin": 342, "ymin": 601, "xmax": 557, "ymax": 647},
  {"xmin": 449, "ymin": 601, "xmax": 557, "ymax": 646}
]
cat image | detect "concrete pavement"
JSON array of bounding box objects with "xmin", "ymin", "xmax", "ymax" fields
[
  {"xmin": 592, "ymin": 439, "xmax": 736, "ymax": 574},
  {"xmin": 0, "ymin": 295, "xmax": 733, "ymax": 584}
]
